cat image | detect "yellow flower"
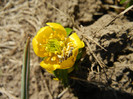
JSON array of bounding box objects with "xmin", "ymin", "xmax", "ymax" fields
[{"xmin": 32, "ymin": 23, "xmax": 84, "ymax": 72}]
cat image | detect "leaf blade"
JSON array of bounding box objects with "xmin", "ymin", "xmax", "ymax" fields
[
  {"xmin": 65, "ymin": 28, "xmax": 73, "ymax": 36},
  {"xmin": 21, "ymin": 37, "xmax": 30, "ymax": 99}
]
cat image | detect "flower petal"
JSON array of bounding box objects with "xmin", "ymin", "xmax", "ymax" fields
[
  {"xmin": 69, "ymin": 33, "xmax": 85, "ymax": 48},
  {"xmin": 36, "ymin": 26, "xmax": 54, "ymax": 44},
  {"xmin": 40, "ymin": 48, "xmax": 78, "ymax": 71},
  {"xmin": 32, "ymin": 37, "xmax": 48, "ymax": 57},
  {"xmin": 60, "ymin": 56, "xmax": 75, "ymax": 69},
  {"xmin": 40, "ymin": 60, "xmax": 60, "ymax": 72},
  {"xmin": 46, "ymin": 23, "xmax": 67, "ymax": 39},
  {"xmin": 60, "ymin": 48, "xmax": 78, "ymax": 69}
]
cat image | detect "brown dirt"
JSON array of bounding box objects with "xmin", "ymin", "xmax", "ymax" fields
[{"xmin": 0, "ymin": 0, "xmax": 133, "ymax": 99}]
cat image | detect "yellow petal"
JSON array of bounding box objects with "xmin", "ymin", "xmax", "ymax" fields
[
  {"xmin": 46, "ymin": 23, "xmax": 67, "ymax": 38},
  {"xmin": 32, "ymin": 37, "xmax": 48, "ymax": 57},
  {"xmin": 59, "ymin": 45, "xmax": 79, "ymax": 70},
  {"xmin": 40, "ymin": 47, "xmax": 79, "ymax": 72},
  {"xmin": 69, "ymin": 33, "xmax": 85, "ymax": 48},
  {"xmin": 36, "ymin": 26, "xmax": 54, "ymax": 44},
  {"xmin": 60, "ymin": 53, "xmax": 77, "ymax": 69},
  {"xmin": 40, "ymin": 61, "xmax": 60, "ymax": 72},
  {"xmin": 40, "ymin": 56, "xmax": 61, "ymax": 71},
  {"xmin": 53, "ymin": 78, "xmax": 59, "ymax": 80}
]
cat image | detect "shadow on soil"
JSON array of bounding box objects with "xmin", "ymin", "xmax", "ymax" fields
[
  {"xmin": 70, "ymin": 79, "xmax": 133, "ymax": 99},
  {"xmin": 68, "ymin": 31, "xmax": 133, "ymax": 99},
  {"xmin": 69, "ymin": 55, "xmax": 133, "ymax": 99}
]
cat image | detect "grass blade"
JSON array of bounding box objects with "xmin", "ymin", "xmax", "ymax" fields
[{"xmin": 21, "ymin": 37, "xmax": 30, "ymax": 99}]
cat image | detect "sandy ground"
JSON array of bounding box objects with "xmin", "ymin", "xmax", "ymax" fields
[{"xmin": 0, "ymin": 0, "xmax": 133, "ymax": 99}]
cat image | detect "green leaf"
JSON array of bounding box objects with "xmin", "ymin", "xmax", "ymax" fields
[
  {"xmin": 76, "ymin": 49, "xmax": 83, "ymax": 61},
  {"xmin": 120, "ymin": 0, "xmax": 127, "ymax": 4},
  {"xmin": 120, "ymin": 0, "xmax": 133, "ymax": 8},
  {"xmin": 40, "ymin": 57, "xmax": 48, "ymax": 61},
  {"xmin": 126, "ymin": 0, "xmax": 133, "ymax": 8},
  {"xmin": 73, "ymin": 48, "xmax": 84, "ymax": 71},
  {"xmin": 53, "ymin": 69, "xmax": 68, "ymax": 87},
  {"xmin": 21, "ymin": 37, "xmax": 30, "ymax": 99},
  {"xmin": 65, "ymin": 28, "xmax": 73, "ymax": 36}
]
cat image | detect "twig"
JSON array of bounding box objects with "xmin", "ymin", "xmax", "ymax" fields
[
  {"xmin": 0, "ymin": 1, "xmax": 28, "ymax": 15},
  {"xmin": 83, "ymin": 34, "xmax": 107, "ymax": 51},
  {"xmin": 40, "ymin": 73, "xmax": 45, "ymax": 92},
  {"xmin": 73, "ymin": 27, "xmax": 107, "ymax": 52},
  {"xmin": 108, "ymin": 5, "xmax": 124, "ymax": 10},
  {"xmin": 1, "ymin": 0, "xmax": 13, "ymax": 11},
  {"xmin": 0, "ymin": 45, "xmax": 15, "ymax": 49},
  {"xmin": 41, "ymin": 73, "xmax": 54, "ymax": 99},
  {"xmin": 55, "ymin": 88, "xmax": 69, "ymax": 99},
  {"xmin": 0, "ymin": 42, "xmax": 16, "ymax": 49},
  {"xmin": 33, "ymin": 67, "xmax": 39, "ymax": 98},
  {"xmin": 96, "ymin": 5, "xmax": 133, "ymax": 34},
  {"xmin": 0, "ymin": 88, "xmax": 19, "ymax": 99},
  {"xmin": 106, "ymin": 5, "xmax": 133, "ymax": 27},
  {"xmin": 84, "ymin": 39, "xmax": 106, "ymax": 68},
  {"xmin": 70, "ymin": 76, "xmax": 105, "ymax": 88},
  {"xmin": 47, "ymin": 3, "xmax": 79, "ymax": 29},
  {"xmin": 75, "ymin": 5, "xmax": 133, "ymax": 71},
  {"xmin": 84, "ymin": 38, "xmax": 110, "ymax": 82}
]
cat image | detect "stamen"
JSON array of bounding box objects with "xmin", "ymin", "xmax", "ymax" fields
[
  {"xmin": 67, "ymin": 50, "xmax": 73, "ymax": 57},
  {"xmin": 59, "ymin": 59, "xmax": 62, "ymax": 63},
  {"xmin": 57, "ymin": 55, "xmax": 62, "ymax": 59},
  {"xmin": 49, "ymin": 52, "xmax": 52, "ymax": 56},
  {"xmin": 54, "ymin": 51, "xmax": 58, "ymax": 54},
  {"xmin": 57, "ymin": 41, "xmax": 74, "ymax": 63},
  {"xmin": 65, "ymin": 56, "xmax": 67, "ymax": 60},
  {"xmin": 59, "ymin": 41, "xmax": 64, "ymax": 47},
  {"xmin": 51, "ymin": 56, "xmax": 56, "ymax": 61}
]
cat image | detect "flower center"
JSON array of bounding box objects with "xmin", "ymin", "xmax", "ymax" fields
[
  {"xmin": 45, "ymin": 38, "xmax": 75, "ymax": 63},
  {"xmin": 45, "ymin": 39, "xmax": 62, "ymax": 54},
  {"xmin": 57, "ymin": 42, "xmax": 74, "ymax": 63}
]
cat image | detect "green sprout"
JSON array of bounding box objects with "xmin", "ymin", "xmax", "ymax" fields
[{"xmin": 120, "ymin": 0, "xmax": 133, "ymax": 8}]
